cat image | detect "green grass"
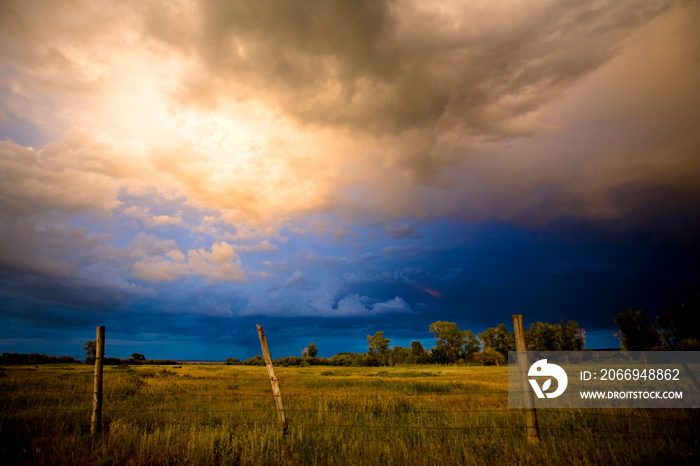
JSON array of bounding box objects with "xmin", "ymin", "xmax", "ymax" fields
[{"xmin": 1, "ymin": 364, "xmax": 698, "ymax": 465}]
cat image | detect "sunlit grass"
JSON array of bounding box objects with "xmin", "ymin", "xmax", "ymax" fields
[{"xmin": 1, "ymin": 364, "xmax": 698, "ymax": 464}]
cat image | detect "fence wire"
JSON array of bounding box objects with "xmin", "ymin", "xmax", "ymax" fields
[{"xmin": 2, "ymin": 367, "xmax": 698, "ymax": 442}]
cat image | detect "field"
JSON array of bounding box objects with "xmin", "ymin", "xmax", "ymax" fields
[{"xmin": 1, "ymin": 363, "xmax": 698, "ymax": 465}]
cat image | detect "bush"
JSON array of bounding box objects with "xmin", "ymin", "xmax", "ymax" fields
[
  {"xmin": 472, "ymin": 348, "xmax": 506, "ymax": 366},
  {"xmin": 275, "ymin": 356, "xmax": 303, "ymax": 366},
  {"xmin": 242, "ymin": 355, "xmax": 265, "ymax": 366},
  {"xmin": 0, "ymin": 353, "xmax": 80, "ymax": 365}
]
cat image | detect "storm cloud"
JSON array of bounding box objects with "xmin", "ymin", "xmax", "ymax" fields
[{"xmin": 1, "ymin": 0, "xmax": 699, "ymax": 359}]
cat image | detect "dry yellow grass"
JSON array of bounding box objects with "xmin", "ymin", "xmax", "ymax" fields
[{"xmin": 1, "ymin": 363, "xmax": 698, "ymax": 464}]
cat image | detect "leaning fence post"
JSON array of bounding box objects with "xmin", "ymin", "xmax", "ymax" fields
[
  {"xmin": 91, "ymin": 325, "xmax": 105, "ymax": 434},
  {"xmin": 512, "ymin": 314, "xmax": 540, "ymax": 443},
  {"xmin": 256, "ymin": 325, "xmax": 287, "ymax": 433}
]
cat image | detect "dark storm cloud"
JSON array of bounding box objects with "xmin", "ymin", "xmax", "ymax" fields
[
  {"xmin": 152, "ymin": 0, "xmax": 677, "ymax": 175},
  {"xmin": 1, "ymin": 0, "xmax": 699, "ymax": 360}
]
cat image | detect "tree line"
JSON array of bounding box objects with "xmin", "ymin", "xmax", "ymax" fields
[
  {"xmin": 0, "ymin": 352, "xmax": 80, "ymax": 365},
  {"xmin": 228, "ymin": 319, "xmax": 585, "ymax": 367},
  {"xmin": 232, "ymin": 292, "xmax": 699, "ymax": 367},
  {"xmin": 82, "ymin": 342, "xmax": 179, "ymax": 365}
]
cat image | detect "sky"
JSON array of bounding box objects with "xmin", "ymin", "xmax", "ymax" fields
[{"xmin": 1, "ymin": 0, "xmax": 699, "ymax": 361}]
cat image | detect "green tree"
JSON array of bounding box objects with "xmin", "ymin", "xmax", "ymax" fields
[
  {"xmin": 429, "ymin": 321, "xmax": 471, "ymax": 364},
  {"xmin": 429, "ymin": 344, "xmax": 449, "ymax": 364},
  {"xmin": 527, "ymin": 322, "xmax": 559, "ymax": 351},
  {"xmin": 525, "ymin": 321, "xmax": 586, "ymax": 351},
  {"xmin": 411, "ymin": 340, "xmax": 425, "ymax": 356},
  {"xmin": 84, "ymin": 341, "xmax": 96, "ymax": 364},
  {"xmin": 463, "ymin": 330, "xmax": 481, "ymax": 361},
  {"xmin": 390, "ymin": 346, "xmax": 411, "ymax": 365},
  {"xmin": 330, "ymin": 352, "xmax": 363, "ymax": 367},
  {"xmin": 473, "ymin": 347, "xmax": 506, "ymax": 366},
  {"xmin": 131, "ymin": 353, "xmax": 146, "ymax": 361},
  {"xmin": 614, "ymin": 309, "xmax": 662, "ymax": 351},
  {"xmin": 410, "ymin": 340, "xmax": 428, "ymax": 364},
  {"xmin": 306, "ymin": 342, "xmax": 318, "ymax": 358},
  {"xmin": 559, "ymin": 320, "xmax": 585, "ymax": 350},
  {"xmin": 367, "ymin": 332, "xmax": 390, "ymax": 365},
  {"xmin": 478, "ymin": 324, "xmax": 514, "ymax": 356}
]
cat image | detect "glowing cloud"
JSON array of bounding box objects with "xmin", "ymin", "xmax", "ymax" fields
[
  {"xmin": 0, "ymin": 0, "xmax": 698, "ymax": 343},
  {"xmin": 132, "ymin": 242, "xmax": 245, "ymax": 283}
]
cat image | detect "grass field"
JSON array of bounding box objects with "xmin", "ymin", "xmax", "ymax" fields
[{"xmin": 1, "ymin": 363, "xmax": 698, "ymax": 465}]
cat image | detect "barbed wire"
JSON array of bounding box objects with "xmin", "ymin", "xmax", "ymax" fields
[{"xmin": 3, "ymin": 370, "xmax": 698, "ymax": 444}]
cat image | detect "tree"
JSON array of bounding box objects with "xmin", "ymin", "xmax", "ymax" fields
[
  {"xmin": 131, "ymin": 353, "xmax": 146, "ymax": 361},
  {"xmin": 429, "ymin": 321, "xmax": 471, "ymax": 364},
  {"xmin": 84, "ymin": 341, "xmax": 96, "ymax": 363},
  {"xmin": 411, "ymin": 340, "xmax": 425, "ymax": 356},
  {"xmin": 390, "ymin": 346, "xmax": 411, "ymax": 365},
  {"xmin": 525, "ymin": 320, "xmax": 586, "ymax": 351},
  {"xmin": 463, "ymin": 330, "xmax": 481, "ymax": 361},
  {"xmin": 367, "ymin": 332, "xmax": 390, "ymax": 354},
  {"xmin": 429, "ymin": 344, "xmax": 450, "ymax": 364},
  {"xmin": 410, "ymin": 340, "xmax": 429, "ymax": 364},
  {"xmin": 614, "ymin": 309, "xmax": 662, "ymax": 351},
  {"xmin": 657, "ymin": 296, "xmax": 700, "ymax": 350},
  {"xmin": 559, "ymin": 320, "xmax": 585, "ymax": 351},
  {"xmin": 306, "ymin": 342, "xmax": 318, "ymax": 358},
  {"xmin": 478, "ymin": 324, "xmax": 514, "ymax": 356},
  {"xmin": 367, "ymin": 332, "xmax": 390, "ymax": 365},
  {"xmin": 472, "ymin": 347, "xmax": 506, "ymax": 366},
  {"xmin": 527, "ymin": 322, "xmax": 559, "ymax": 351}
]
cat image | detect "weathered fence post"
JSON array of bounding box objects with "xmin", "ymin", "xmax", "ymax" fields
[
  {"xmin": 512, "ymin": 314, "xmax": 540, "ymax": 443},
  {"xmin": 91, "ymin": 325, "xmax": 105, "ymax": 435},
  {"xmin": 257, "ymin": 325, "xmax": 287, "ymax": 433}
]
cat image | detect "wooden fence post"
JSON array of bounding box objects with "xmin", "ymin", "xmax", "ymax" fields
[
  {"xmin": 512, "ymin": 315, "xmax": 540, "ymax": 443},
  {"xmin": 257, "ymin": 325, "xmax": 287, "ymax": 433},
  {"xmin": 91, "ymin": 325, "xmax": 105, "ymax": 435}
]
